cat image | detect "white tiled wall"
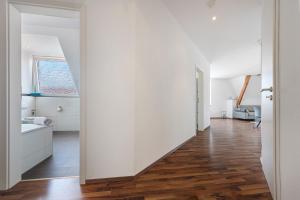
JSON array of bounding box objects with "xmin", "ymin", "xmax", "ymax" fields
[{"xmin": 36, "ymin": 97, "xmax": 80, "ymax": 131}]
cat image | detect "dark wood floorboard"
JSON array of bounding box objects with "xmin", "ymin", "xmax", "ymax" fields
[
  {"xmin": 1, "ymin": 119, "xmax": 273, "ymax": 200},
  {"xmin": 22, "ymin": 131, "xmax": 79, "ymax": 180}
]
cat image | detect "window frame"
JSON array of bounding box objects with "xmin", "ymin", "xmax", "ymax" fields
[{"xmin": 32, "ymin": 56, "xmax": 79, "ymax": 97}]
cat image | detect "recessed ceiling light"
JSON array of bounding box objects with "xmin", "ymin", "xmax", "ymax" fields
[{"xmin": 212, "ymin": 16, "xmax": 217, "ymax": 21}]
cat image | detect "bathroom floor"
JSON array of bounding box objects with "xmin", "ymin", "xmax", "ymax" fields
[{"xmin": 22, "ymin": 131, "xmax": 79, "ymax": 180}]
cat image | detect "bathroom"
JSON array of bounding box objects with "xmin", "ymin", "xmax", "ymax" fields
[{"xmin": 20, "ymin": 11, "xmax": 80, "ymax": 180}]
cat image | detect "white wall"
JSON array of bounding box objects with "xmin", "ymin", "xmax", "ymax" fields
[
  {"xmin": 2, "ymin": 0, "xmax": 212, "ymax": 186},
  {"xmin": 230, "ymin": 75, "xmax": 261, "ymax": 105},
  {"xmin": 21, "ymin": 51, "xmax": 32, "ymax": 93},
  {"xmin": 244, "ymin": 76, "xmax": 261, "ymax": 105},
  {"xmin": 8, "ymin": 3, "xmax": 23, "ymax": 188},
  {"xmin": 85, "ymin": 0, "xmax": 211, "ymax": 179},
  {"xmin": 0, "ymin": 0, "xmax": 8, "ymax": 190},
  {"xmin": 278, "ymin": 0, "xmax": 300, "ymax": 199},
  {"xmin": 210, "ymin": 75, "xmax": 261, "ymax": 118},
  {"xmin": 85, "ymin": 0, "xmax": 136, "ymax": 179},
  {"xmin": 261, "ymin": 0, "xmax": 275, "ymax": 196},
  {"xmin": 134, "ymin": 0, "xmax": 210, "ymax": 173},
  {"xmin": 21, "ymin": 51, "xmax": 35, "ymax": 118},
  {"xmin": 210, "ymin": 79, "xmax": 236, "ymax": 118},
  {"xmin": 36, "ymin": 97, "xmax": 80, "ymax": 131}
]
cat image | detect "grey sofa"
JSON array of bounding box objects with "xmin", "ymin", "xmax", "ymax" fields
[{"xmin": 233, "ymin": 105, "xmax": 257, "ymax": 120}]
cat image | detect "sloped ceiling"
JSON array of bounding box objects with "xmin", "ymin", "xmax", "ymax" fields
[
  {"xmin": 22, "ymin": 34, "xmax": 64, "ymax": 57},
  {"xmin": 163, "ymin": 0, "xmax": 262, "ymax": 78},
  {"xmin": 21, "ymin": 13, "xmax": 80, "ymax": 89}
]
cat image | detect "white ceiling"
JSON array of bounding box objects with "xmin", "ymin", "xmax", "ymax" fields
[
  {"xmin": 163, "ymin": 0, "xmax": 262, "ymax": 78},
  {"xmin": 14, "ymin": 0, "xmax": 85, "ymax": 10},
  {"xmin": 22, "ymin": 34, "xmax": 64, "ymax": 57},
  {"xmin": 22, "ymin": 13, "xmax": 80, "ymax": 29}
]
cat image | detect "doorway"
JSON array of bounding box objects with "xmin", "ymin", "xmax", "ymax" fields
[
  {"xmin": 7, "ymin": 3, "xmax": 84, "ymax": 187},
  {"xmin": 196, "ymin": 68, "xmax": 204, "ymax": 132}
]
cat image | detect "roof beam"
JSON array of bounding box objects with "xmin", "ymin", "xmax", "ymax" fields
[{"xmin": 236, "ymin": 75, "xmax": 251, "ymax": 107}]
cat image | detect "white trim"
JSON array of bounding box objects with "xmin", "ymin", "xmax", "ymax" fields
[
  {"xmin": 79, "ymin": 4, "xmax": 87, "ymax": 185},
  {"xmin": 5, "ymin": 0, "xmax": 87, "ymax": 188},
  {"xmin": 274, "ymin": 0, "xmax": 281, "ymax": 199},
  {"xmin": 5, "ymin": 0, "xmax": 9, "ymax": 190},
  {"xmin": 260, "ymin": 1, "xmax": 280, "ymax": 198},
  {"xmin": 7, "ymin": 0, "xmax": 84, "ymax": 11},
  {"xmin": 8, "ymin": 3, "xmax": 22, "ymax": 188},
  {"xmin": 195, "ymin": 66, "xmax": 205, "ymax": 132}
]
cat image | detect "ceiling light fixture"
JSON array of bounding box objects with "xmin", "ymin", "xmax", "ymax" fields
[
  {"xmin": 212, "ymin": 16, "xmax": 217, "ymax": 21},
  {"xmin": 207, "ymin": 0, "xmax": 216, "ymax": 8}
]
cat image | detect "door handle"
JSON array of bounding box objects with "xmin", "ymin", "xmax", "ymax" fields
[{"xmin": 260, "ymin": 87, "xmax": 273, "ymax": 93}]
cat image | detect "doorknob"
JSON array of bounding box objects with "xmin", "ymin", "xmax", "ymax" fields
[{"xmin": 260, "ymin": 87, "xmax": 273, "ymax": 93}]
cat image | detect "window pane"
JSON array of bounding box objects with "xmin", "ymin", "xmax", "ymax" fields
[{"xmin": 38, "ymin": 60, "xmax": 78, "ymax": 96}]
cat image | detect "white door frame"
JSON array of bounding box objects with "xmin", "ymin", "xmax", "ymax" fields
[
  {"xmin": 274, "ymin": 0, "xmax": 281, "ymax": 199},
  {"xmin": 259, "ymin": 0, "xmax": 281, "ymax": 199},
  {"xmin": 262, "ymin": 0, "xmax": 281, "ymax": 199},
  {"xmin": 6, "ymin": 0, "xmax": 87, "ymax": 188},
  {"xmin": 195, "ymin": 67, "xmax": 204, "ymax": 132}
]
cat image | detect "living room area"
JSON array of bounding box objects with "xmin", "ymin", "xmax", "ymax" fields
[{"xmin": 210, "ymin": 74, "xmax": 261, "ymax": 127}]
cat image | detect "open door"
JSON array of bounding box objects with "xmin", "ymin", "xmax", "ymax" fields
[
  {"xmin": 261, "ymin": 0, "xmax": 276, "ymax": 197},
  {"xmin": 196, "ymin": 68, "xmax": 204, "ymax": 131},
  {"xmin": 8, "ymin": 4, "xmax": 22, "ymax": 188}
]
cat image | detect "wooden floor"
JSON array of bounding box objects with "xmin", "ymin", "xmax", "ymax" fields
[{"xmin": 1, "ymin": 119, "xmax": 273, "ymax": 200}]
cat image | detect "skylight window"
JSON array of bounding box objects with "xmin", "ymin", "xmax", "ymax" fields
[{"xmin": 34, "ymin": 57, "xmax": 78, "ymax": 97}]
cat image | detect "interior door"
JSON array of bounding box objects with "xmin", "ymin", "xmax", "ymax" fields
[
  {"xmin": 196, "ymin": 68, "xmax": 204, "ymax": 131},
  {"xmin": 8, "ymin": 4, "xmax": 22, "ymax": 188},
  {"xmin": 261, "ymin": 0, "xmax": 275, "ymax": 197}
]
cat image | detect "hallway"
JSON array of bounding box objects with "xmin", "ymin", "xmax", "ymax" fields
[{"xmin": 1, "ymin": 119, "xmax": 272, "ymax": 200}]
